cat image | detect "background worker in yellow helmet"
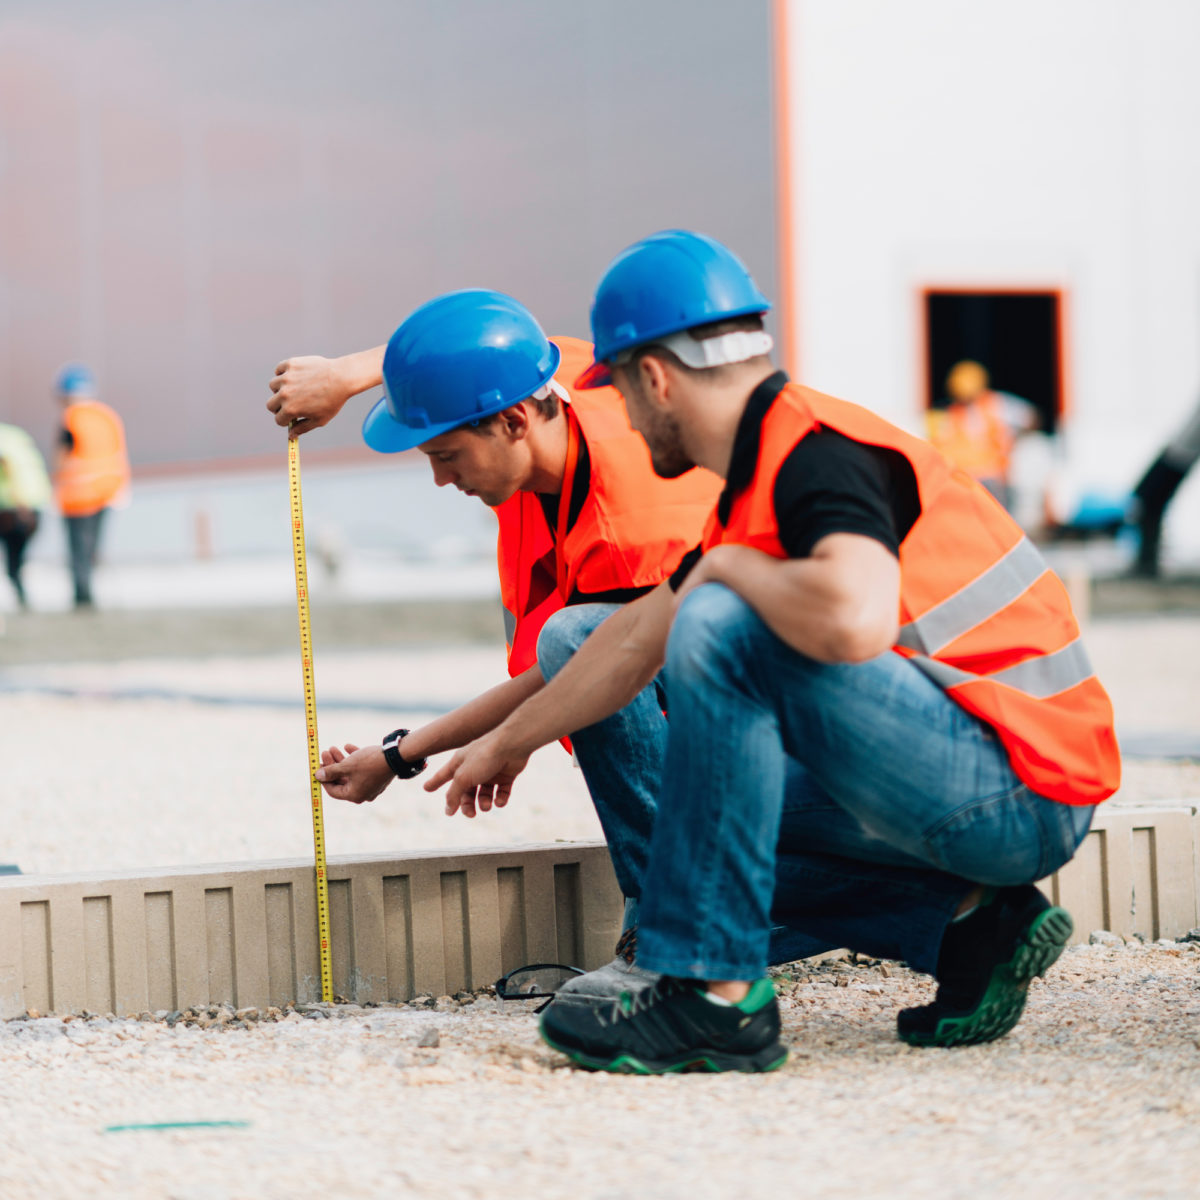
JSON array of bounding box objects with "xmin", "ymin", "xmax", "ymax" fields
[
  {"xmin": 53, "ymin": 365, "xmax": 131, "ymax": 610},
  {"xmin": 926, "ymin": 360, "xmax": 1038, "ymax": 511},
  {"xmin": 0, "ymin": 420, "xmax": 52, "ymax": 610}
]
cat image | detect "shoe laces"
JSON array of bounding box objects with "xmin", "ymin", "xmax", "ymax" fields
[
  {"xmin": 614, "ymin": 926, "xmax": 638, "ymax": 965},
  {"xmin": 615, "ymin": 975, "xmax": 690, "ymax": 1021}
]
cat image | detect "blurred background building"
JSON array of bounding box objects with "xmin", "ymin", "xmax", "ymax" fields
[{"xmin": 0, "ymin": 0, "xmax": 1198, "ymax": 602}]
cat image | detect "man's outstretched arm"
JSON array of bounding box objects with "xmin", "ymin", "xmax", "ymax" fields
[
  {"xmin": 315, "ymin": 664, "xmax": 546, "ymax": 805},
  {"xmin": 268, "ymin": 344, "xmax": 386, "ymax": 437},
  {"xmin": 424, "ymin": 583, "xmax": 674, "ymax": 816}
]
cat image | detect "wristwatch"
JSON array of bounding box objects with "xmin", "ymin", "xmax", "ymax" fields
[{"xmin": 381, "ymin": 729, "xmax": 427, "ymax": 779}]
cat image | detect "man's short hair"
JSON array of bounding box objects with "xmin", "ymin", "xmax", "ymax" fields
[{"xmin": 464, "ymin": 387, "xmax": 561, "ymax": 434}]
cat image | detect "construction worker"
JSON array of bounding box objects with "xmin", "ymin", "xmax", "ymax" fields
[
  {"xmin": 926, "ymin": 360, "xmax": 1037, "ymax": 510},
  {"xmin": 268, "ymin": 290, "xmax": 721, "ymax": 995},
  {"xmin": 0, "ymin": 421, "xmax": 52, "ymax": 609},
  {"xmin": 54, "ymin": 365, "xmax": 130, "ymax": 609},
  {"xmin": 1128, "ymin": 392, "xmax": 1200, "ymax": 577},
  {"xmin": 424, "ymin": 231, "xmax": 1121, "ymax": 1074}
]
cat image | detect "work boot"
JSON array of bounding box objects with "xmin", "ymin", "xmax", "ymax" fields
[
  {"xmin": 897, "ymin": 884, "xmax": 1073, "ymax": 1048},
  {"xmin": 541, "ymin": 975, "xmax": 788, "ymax": 1074},
  {"xmin": 548, "ymin": 927, "xmax": 659, "ymax": 1008}
]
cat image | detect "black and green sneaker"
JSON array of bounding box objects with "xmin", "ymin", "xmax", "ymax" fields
[
  {"xmin": 897, "ymin": 884, "xmax": 1073, "ymax": 1048},
  {"xmin": 540, "ymin": 975, "xmax": 788, "ymax": 1074}
]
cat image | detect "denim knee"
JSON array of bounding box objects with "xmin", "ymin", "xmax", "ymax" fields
[
  {"xmin": 536, "ymin": 604, "xmax": 619, "ymax": 680},
  {"xmin": 667, "ymin": 583, "xmax": 759, "ymax": 686}
]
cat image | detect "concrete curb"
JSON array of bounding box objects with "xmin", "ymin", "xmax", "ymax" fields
[
  {"xmin": 0, "ymin": 804, "xmax": 1195, "ymax": 1019},
  {"xmin": 0, "ymin": 842, "xmax": 623, "ymax": 1019},
  {"xmin": 1043, "ymin": 803, "xmax": 1199, "ymax": 941}
]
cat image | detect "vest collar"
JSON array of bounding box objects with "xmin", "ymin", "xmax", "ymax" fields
[{"xmin": 717, "ymin": 369, "xmax": 790, "ymax": 526}]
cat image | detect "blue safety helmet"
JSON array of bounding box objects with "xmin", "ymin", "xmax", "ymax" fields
[
  {"xmin": 362, "ymin": 289, "xmax": 562, "ymax": 454},
  {"xmin": 576, "ymin": 230, "xmax": 771, "ymax": 389},
  {"xmin": 56, "ymin": 363, "xmax": 95, "ymax": 396}
]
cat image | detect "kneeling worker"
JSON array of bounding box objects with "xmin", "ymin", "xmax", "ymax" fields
[
  {"xmin": 268, "ymin": 290, "xmax": 720, "ymax": 992},
  {"xmin": 425, "ymin": 232, "xmax": 1121, "ymax": 1074}
]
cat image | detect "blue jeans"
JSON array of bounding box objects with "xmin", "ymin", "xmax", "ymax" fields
[
  {"xmin": 538, "ymin": 604, "xmax": 667, "ymax": 905},
  {"xmin": 634, "ymin": 584, "xmax": 1094, "ymax": 979},
  {"xmin": 537, "ymin": 603, "xmax": 952, "ymax": 963}
]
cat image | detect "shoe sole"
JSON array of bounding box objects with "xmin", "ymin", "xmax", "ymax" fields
[
  {"xmin": 899, "ymin": 904, "xmax": 1074, "ymax": 1048},
  {"xmin": 540, "ymin": 1029, "xmax": 789, "ymax": 1075}
]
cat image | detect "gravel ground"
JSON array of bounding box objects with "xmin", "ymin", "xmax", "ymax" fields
[
  {"xmin": 1, "ymin": 613, "xmax": 1198, "ymax": 874},
  {"xmin": 1, "ymin": 605, "xmax": 1199, "ymax": 1197},
  {"xmin": 0, "ymin": 943, "xmax": 1196, "ymax": 1200}
]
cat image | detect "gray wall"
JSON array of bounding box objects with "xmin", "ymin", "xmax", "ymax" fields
[{"xmin": 0, "ymin": 0, "xmax": 776, "ymax": 466}]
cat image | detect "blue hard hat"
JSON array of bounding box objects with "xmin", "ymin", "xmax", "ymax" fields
[
  {"xmin": 576, "ymin": 230, "xmax": 771, "ymax": 389},
  {"xmin": 363, "ymin": 289, "xmax": 562, "ymax": 454},
  {"xmin": 56, "ymin": 363, "xmax": 95, "ymax": 395}
]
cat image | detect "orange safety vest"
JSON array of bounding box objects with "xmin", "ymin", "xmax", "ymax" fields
[
  {"xmin": 56, "ymin": 400, "xmax": 131, "ymax": 517},
  {"xmin": 702, "ymin": 382, "xmax": 1120, "ymax": 806},
  {"xmin": 926, "ymin": 393, "xmax": 1014, "ymax": 484},
  {"xmin": 497, "ymin": 336, "xmax": 721, "ymax": 676}
]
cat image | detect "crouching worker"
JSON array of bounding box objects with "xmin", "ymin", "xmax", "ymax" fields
[
  {"xmin": 269, "ymin": 290, "xmax": 720, "ymax": 995},
  {"xmin": 424, "ymin": 232, "xmax": 1121, "ymax": 1075}
]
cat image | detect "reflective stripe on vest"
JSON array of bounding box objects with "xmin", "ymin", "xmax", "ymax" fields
[
  {"xmin": 908, "ymin": 637, "xmax": 1094, "ymax": 700},
  {"xmin": 703, "ymin": 381, "xmax": 1120, "ymax": 806},
  {"xmin": 496, "ymin": 336, "xmax": 721, "ymax": 678},
  {"xmin": 896, "ymin": 535, "xmax": 1046, "ymax": 656}
]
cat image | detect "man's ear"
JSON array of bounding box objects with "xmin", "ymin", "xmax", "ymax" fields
[
  {"xmin": 497, "ymin": 403, "xmax": 532, "ymax": 441},
  {"xmin": 637, "ymin": 353, "xmax": 673, "ymax": 409}
]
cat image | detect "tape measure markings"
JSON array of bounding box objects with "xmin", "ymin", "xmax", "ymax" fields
[{"xmin": 288, "ymin": 435, "xmax": 334, "ymax": 1003}]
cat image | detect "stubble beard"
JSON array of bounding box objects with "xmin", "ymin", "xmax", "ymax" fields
[{"xmin": 648, "ymin": 411, "xmax": 695, "ymax": 479}]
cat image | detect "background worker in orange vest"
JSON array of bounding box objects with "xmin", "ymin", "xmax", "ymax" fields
[
  {"xmin": 54, "ymin": 365, "xmax": 131, "ymax": 610},
  {"xmin": 926, "ymin": 359, "xmax": 1038, "ymax": 511},
  {"xmin": 425, "ymin": 232, "xmax": 1120, "ymax": 1075},
  {"xmin": 268, "ymin": 290, "xmax": 721, "ymax": 998}
]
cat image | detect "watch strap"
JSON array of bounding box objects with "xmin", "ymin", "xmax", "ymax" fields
[{"xmin": 382, "ymin": 728, "xmax": 427, "ymax": 779}]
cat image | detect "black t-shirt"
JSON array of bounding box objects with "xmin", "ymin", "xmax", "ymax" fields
[
  {"xmin": 536, "ymin": 424, "xmax": 656, "ymax": 607},
  {"xmin": 670, "ymin": 371, "xmax": 921, "ymax": 588}
]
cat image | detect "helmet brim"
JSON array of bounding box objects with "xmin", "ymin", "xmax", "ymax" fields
[
  {"xmin": 574, "ymin": 360, "xmax": 612, "ymax": 390},
  {"xmin": 362, "ymin": 396, "xmax": 472, "ymax": 454}
]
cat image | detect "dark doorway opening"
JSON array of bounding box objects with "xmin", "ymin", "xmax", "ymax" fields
[{"xmin": 923, "ymin": 290, "xmax": 1064, "ymax": 434}]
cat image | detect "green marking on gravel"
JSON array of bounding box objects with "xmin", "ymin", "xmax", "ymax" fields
[{"xmin": 103, "ymin": 1120, "xmax": 251, "ymax": 1133}]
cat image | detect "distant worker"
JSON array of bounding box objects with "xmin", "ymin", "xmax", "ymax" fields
[
  {"xmin": 926, "ymin": 360, "xmax": 1038, "ymax": 510},
  {"xmin": 0, "ymin": 421, "xmax": 52, "ymax": 609},
  {"xmin": 53, "ymin": 365, "xmax": 130, "ymax": 610},
  {"xmin": 1129, "ymin": 393, "xmax": 1200, "ymax": 577},
  {"xmin": 268, "ymin": 291, "xmax": 721, "ymax": 1002}
]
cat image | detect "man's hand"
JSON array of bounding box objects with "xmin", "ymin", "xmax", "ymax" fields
[
  {"xmin": 268, "ymin": 355, "xmax": 352, "ymax": 437},
  {"xmin": 315, "ymin": 743, "xmax": 394, "ymax": 804},
  {"xmin": 671, "ymin": 543, "xmax": 740, "ymax": 610},
  {"xmin": 423, "ymin": 734, "xmax": 531, "ymax": 819}
]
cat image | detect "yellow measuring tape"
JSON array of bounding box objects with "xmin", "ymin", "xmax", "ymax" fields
[{"xmin": 288, "ymin": 434, "xmax": 333, "ymax": 1002}]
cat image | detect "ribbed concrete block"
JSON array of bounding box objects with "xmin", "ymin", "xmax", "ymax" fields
[
  {"xmin": 0, "ymin": 842, "xmax": 623, "ymax": 1018},
  {"xmin": 1040, "ymin": 805, "xmax": 1199, "ymax": 942}
]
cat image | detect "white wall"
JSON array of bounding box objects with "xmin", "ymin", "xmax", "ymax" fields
[{"xmin": 778, "ymin": 0, "xmax": 1200, "ymax": 546}]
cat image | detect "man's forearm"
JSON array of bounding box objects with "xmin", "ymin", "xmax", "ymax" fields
[
  {"xmin": 699, "ymin": 539, "xmax": 900, "ymax": 663},
  {"xmin": 337, "ymin": 345, "xmax": 386, "ymax": 397},
  {"xmin": 401, "ymin": 665, "xmax": 546, "ymax": 760},
  {"xmin": 491, "ymin": 587, "xmax": 671, "ymax": 756}
]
